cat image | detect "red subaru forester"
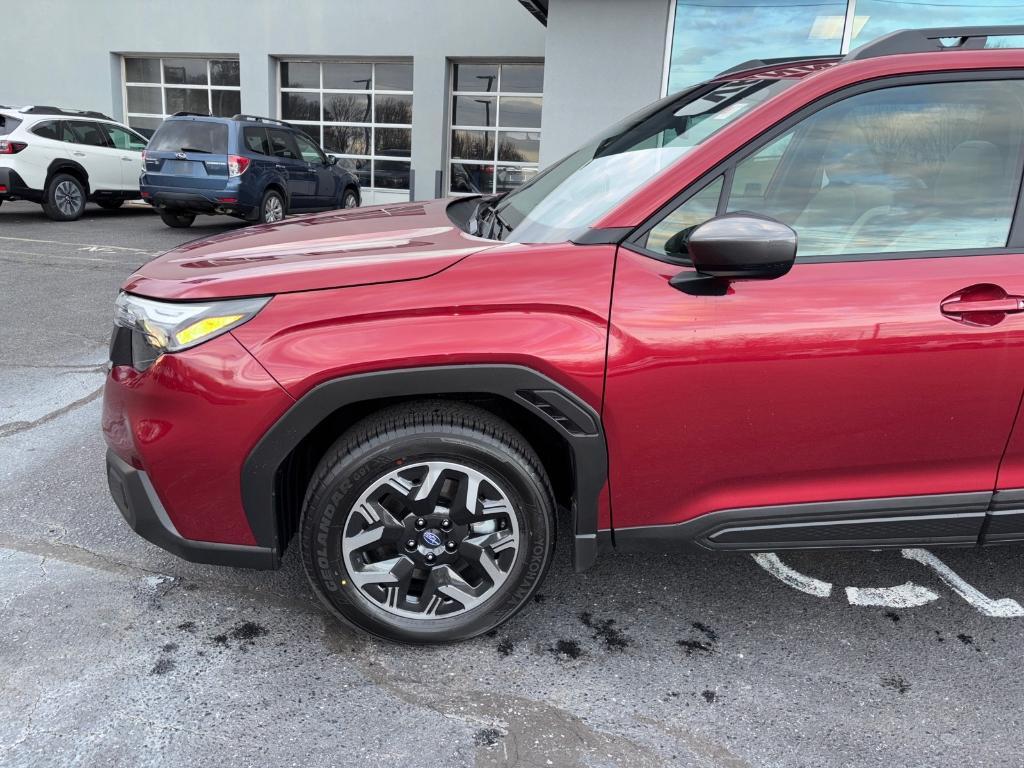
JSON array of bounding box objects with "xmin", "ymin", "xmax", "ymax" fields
[{"xmin": 104, "ymin": 27, "xmax": 1024, "ymax": 643}]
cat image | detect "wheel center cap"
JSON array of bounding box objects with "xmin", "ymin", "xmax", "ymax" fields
[{"xmin": 421, "ymin": 529, "xmax": 444, "ymax": 548}]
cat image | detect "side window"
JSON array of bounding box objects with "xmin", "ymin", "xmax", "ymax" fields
[
  {"xmin": 64, "ymin": 121, "xmax": 109, "ymax": 148},
  {"xmin": 243, "ymin": 126, "xmax": 271, "ymax": 155},
  {"xmin": 31, "ymin": 120, "xmax": 62, "ymax": 140},
  {"xmin": 725, "ymin": 80, "xmax": 1024, "ymax": 258},
  {"xmin": 643, "ymin": 177, "xmax": 723, "ymax": 258},
  {"xmin": 102, "ymin": 124, "xmax": 147, "ymax": 151},
  {"xmin": 294, "ymin": 132, "xmax": 325, "ymax": 163},
  {"xmin": 267, "ymin": 128, "xmax": 300, "ymax": 160}
]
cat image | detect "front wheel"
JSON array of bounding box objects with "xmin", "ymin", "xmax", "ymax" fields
[
  {"xmin": 341, "ymin": 188, "xmax": 359, "ymax": 209},
  {"xmin": 159, "ymin": 211, "xmax": 195, "ymax": 228},
  {"xmin": 300, "ymin": 401, "xmax": 555, "ymax": 644}
]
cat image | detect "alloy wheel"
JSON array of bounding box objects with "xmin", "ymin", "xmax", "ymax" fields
[
  {"xmin": 55, "ymin": 180, "xmax": 83, "ymax": 217},
  {"xmin": 341, "ymin": 461, "xmax": 520, "ymax": 619},
  {"xmin": 264, "ymin": 195, "xmax": 284, "ymax": 223}
]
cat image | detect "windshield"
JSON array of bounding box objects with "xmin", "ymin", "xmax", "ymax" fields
[
  {"xmin": 148, "ymin": 120, "xmax": 228, "ymax": 154},
  {"xmin": 487, "ymin": 78, "xmax": 796, "ymax": 243}
]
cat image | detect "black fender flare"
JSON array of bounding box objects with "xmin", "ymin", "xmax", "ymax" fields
[
  {"xmin": 241, "ymin": 364, "xmax": 608, "ymax": 571},
  {"xmin": 45, "ymin": 158, "xmax": 91, "ymax": 194}
]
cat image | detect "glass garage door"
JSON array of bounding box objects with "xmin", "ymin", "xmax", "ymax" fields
[
  {"xmin": 279, "ymin": 60, "xmax": 413, "ymax": 206},
  {"xmin": 122, "ymin": 57, "xmax": 241, "ymax": 138}
]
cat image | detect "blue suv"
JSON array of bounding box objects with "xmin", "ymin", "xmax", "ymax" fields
[{"xmin": 140, "ymin": 113, "xmax": 361, "ymax": 228}]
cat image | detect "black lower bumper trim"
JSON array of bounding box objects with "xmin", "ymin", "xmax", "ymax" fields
[
  {"xmin": 0, "ymin": 168, "xmax": 42, "ymax": 203},
  {"xmin": 106, "ymin": 449, "xmax": 278, "ymax": 569}
]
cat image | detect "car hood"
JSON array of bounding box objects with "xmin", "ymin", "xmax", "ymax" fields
[{"xmin": 124, "ymin": 199, "xmax": 495, "ymax": 300}]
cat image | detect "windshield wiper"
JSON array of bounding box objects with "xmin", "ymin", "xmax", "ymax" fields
[{"xmin": 474, "ymin": 194, "xmax": 510, "ymax": 240}]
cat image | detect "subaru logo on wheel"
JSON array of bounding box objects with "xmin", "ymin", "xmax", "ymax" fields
[{"xmin": 422, "ymin": 530, "xmax": 443, "ymax": 547}]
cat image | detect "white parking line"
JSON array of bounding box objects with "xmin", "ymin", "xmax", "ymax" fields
[
  {"xmin": 0, "ymin": 235, "xmax": 153, "ymax": 254},
  {"xmin": 845, "ymin": 582, "xmax": 939, "ymax": 608},
  {"xmin": 902, "ymin": 548, "xmax": 1024, "ymax": 618},
  {"xmin": 751, "ymin": 553, "xmax": 833, "ymax": 597},
  {"xmin": 0, "ymin": 249, "xmax": 124, "ymax": 265}
]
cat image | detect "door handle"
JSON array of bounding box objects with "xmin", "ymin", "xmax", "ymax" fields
[
  {"xmin": 72, "ymin": 151, "xmax": 86, "ymax": 157},
  {"xmin": 121, "ymin": 156, "xmax": 135, "ymax": 162},
  {"xmin": 940, "ymin": 297, "xmax": 1024, "ymax": 315}
]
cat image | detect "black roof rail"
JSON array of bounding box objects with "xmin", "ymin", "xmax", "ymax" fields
[
  {"xmin": 716, "ymin": 55, "xmax": 841, "ymax": 78},
  {"xmin": 169, "ymin": 111, "xmax": 212, "ymax": 118},
  {"xmin": 22, "ymin": 105, "xmax": 114, "ymax": 121},
  {"xmin": 845, "ymin": 25, "xmax": 1024, "ymax": 61}
]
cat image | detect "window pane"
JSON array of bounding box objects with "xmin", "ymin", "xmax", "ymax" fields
[
  {"xmin": 125, "ymin": 58, "xmax": 161, "ymax": 84},
  {"xmin": 65, "ymin": 121, "xmax": 108, "ymax": 147},
  {"xmin": 726, "ymin": 80, "xmax": 1024, "ymax": 257},
  {"xmin": 102, "ymin": 124, "xmax": 146, "ymax": 151},
  {"xmin": 165, "ymin": 88, "xmax": 209, "ymax": 114},
  {"xmin": 210, "ymin": 60, "xmax": 240, "ymax": 87},
  {"xmin": 126, "ymin": 86, "xmax": 162, "ymax": 115},
  {"xmin": 851, "ymin": 0, "xmax": 1023, "ymax": 49},
  {"xmin": 243, "ymin": 127, "xmax": 271, "ymax": 155},
  {"xmin": 453, "ymin": 95, "xmax": 495, "ymax": 127},
  {"xmin": 281, "ymin": 62, "xmax": 320, "ymax": 89},
  {"xmin": 375, "ymin": 94, "xmax": 412, "ymax": 124},
  {"xmin": 450, "ymin": 163, "xmax": 493, "ymax": 194},
  {"xmin": 268, "ymin": 128, "xmax": 300, "ymax": 159},
  {"xmin": 495, "ymin": 165, "xmax": 537, "ymax": 193},
  {"xmin": 375, "ymin": 63, "xmax": 413, "ymax": 91},
  {"xmin": 498, "ymin": 97, "xmax": 542, "ymax": 129},
  {"xmin": 163, "ymin": 58, "xmax": 209, "ymax": 86},
  {"xmin": 667, "ymin": 0, "xmax": 845, "ymax": 92},
  {"xmin": 295, "ymin": 133, "xmax": 324, "ymax": 162},
  {"xmin": 375, "ymin": 127, "xmax": 411, "ymax": 158},
  {"xmin": 211, "ymin": 90, "xmax": 241, "ymax": 118},
  {"xmin": 282, "ymin": 92, "xmax": 320, "ymax": 121},
  {"xmin": 127, "ymin": 116, "xmax": 163, "ymax": 138},
  {"xmin": 454, "ymin": 63, "xmax": 498, "ymax": 92},
  {"xmin": 324, "ymin": 125, "xmax": 370, "ymax": 155},
  {"xmin": 451, "ymin": 130, "xmax": 494, "ymax": 161},
  {"xmin": 500, "ymin": 64, "xmax": 544, "ymax": 93},
  {"xmin": 30, "ymin": 120, "xmax": 58, "ymax": 140},
  {"xmin": 645, "ymin": 177, "xmax": 723, "ymax": 256},
  {"xmin": 324, "ymin": 93, "xmax": 372, "ymax": 123},
  {"xmin": 149, "ymin": 121, "xmax": 228, "ymax": 153},
  {"xmin": 497, "ymin": 131, "xmax": 540, "ymax": 163},
  {"xmin": 323, "ymin": 62, "xmax": 373, "ymax": 90},
  {"xmin": 374, "ymin": 160, "xmax": 410, "ymax": 189}
]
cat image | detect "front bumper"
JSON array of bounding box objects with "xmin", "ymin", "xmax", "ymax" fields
[{"xmin": 107, "ymin": 449, "xmax": 277, "ymax": 569}]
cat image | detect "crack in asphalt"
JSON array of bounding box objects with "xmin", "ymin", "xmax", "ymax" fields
[{"xmin": 0, "ymin": 384, "xmax": 104, "ymax": 439}]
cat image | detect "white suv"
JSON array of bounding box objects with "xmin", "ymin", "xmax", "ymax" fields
[{"xmin": 0, "ymin": 106, "xmax": 148, "ymax": 221}]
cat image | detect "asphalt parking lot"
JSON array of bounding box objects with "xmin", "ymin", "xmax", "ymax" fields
[{"xmin": 3, "ymin": 198, "xmax": 1024, "ymax": 767}]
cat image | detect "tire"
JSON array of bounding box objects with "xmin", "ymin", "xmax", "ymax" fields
[
  {"xmin": 159, "ymin": 211, "xmax": 195, "ymax": 228},
  {"xmin": 42, "ymin": 174, "xmax": 86, "ymax": 221},
  {"xmin": 301, "ymin": 401, "xmax": 555, "ymax": 644},
  {"xmin": 341, "ymin": 188, "xmax": 359, "ymax": 209},
  {"xmin": 97, "ymin": 199, "xmax": 125, "ymax": 210},
  {"xmin": 259, "ymin": 189, "xmax": 286, "ymax": 224}
]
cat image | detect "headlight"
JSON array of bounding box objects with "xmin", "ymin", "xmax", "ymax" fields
[{"xmin": 113, "ymin": 292, "xmax": 269, "ymax": 369}]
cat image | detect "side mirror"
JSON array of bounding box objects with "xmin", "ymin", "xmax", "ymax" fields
[
  {"xmin": 327, "ymin": 155, "xmax": 338, "ymax": 166},
  {"xmin": 669, "ymin": 212, "xmax": 797, "ymax": 296}
]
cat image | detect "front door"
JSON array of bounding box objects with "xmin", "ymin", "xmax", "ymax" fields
[
  {"xmin": 294, "ymin": 131, "xmax": 336, "ymax": 207},
  {"xmin": 99, "ymin": 123, "xmax": 147, "ymax": 190},
  {"xmin": 605, "ymin": 76, "xmax": 1024, "ymax": 548}
]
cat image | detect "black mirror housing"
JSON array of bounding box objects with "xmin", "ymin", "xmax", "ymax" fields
[
  {"xmin": 670, "ymin": 212, "xmax": 797, "ymax": 296},
  {"xmin": 327, "ymin": 155, "xmax": 338, "ymax": 166}
]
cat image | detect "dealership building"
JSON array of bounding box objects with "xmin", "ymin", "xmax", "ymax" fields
[{"xmin": 7, "ymin": 0, "xmax": 1020, "ymax": 205}]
